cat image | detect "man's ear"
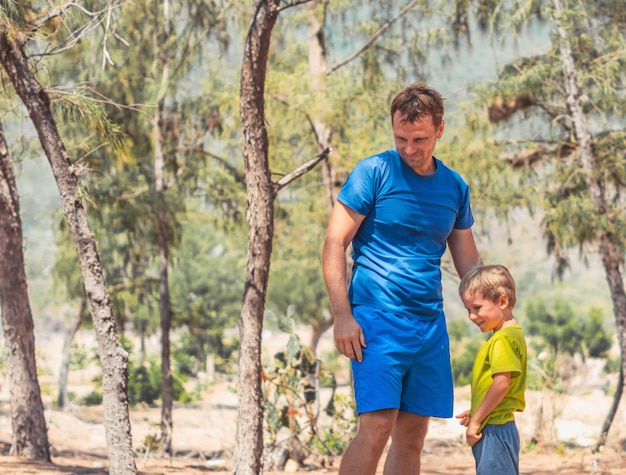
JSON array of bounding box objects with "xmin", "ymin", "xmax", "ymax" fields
[{"xmin": 436, "ymin": 120, "xmax": 445, "ymax": 138}]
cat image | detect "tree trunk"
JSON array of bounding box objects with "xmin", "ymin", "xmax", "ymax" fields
[
  {"xmin": 234, "ymin": 1, "xmax": 281, "ymax": 473},
  {"xmin": 0, "ymin": 29, "xmax": 137, "ymax": 475},
  {"xmin": 152, "ymin": 0, "xmax": 174, "ymax": 453},
  {"xmin": 306, "ymin": 0, "xmax": 335, "ymax": 213},
  {"xmin": 0, "ymin": 120, "xmax": 50, "ymax": 461},
  {"xmin": 553, "ymin": 0, "xmax": 626, "ymax": 448},
  {"xmin": 154, "ymin": 101, "xmax": 173, "ymax": 456},
  {"xmin": 595, "ymin": 365, "xmax": 624, "ymax": 452},
  {"xmin": 58, "ymin": 300, "xmax": 86, "ymax": 409},
  {"xmin": 158, "ymin": 210, "xmax": 173, "ymax": 455},
  {"xmin": 595, "ymin": 233, "xmax": 626, "ymax": 447}
]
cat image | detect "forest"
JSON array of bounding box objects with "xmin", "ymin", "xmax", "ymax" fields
[{"xmin": 0, "ymin": 0, "xmax": 625, "ymax": 474}]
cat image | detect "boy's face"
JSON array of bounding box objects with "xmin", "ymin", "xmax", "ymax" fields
[{"xmin": 460, "ymin": 291, "xmax": 509, "ymax": 333}]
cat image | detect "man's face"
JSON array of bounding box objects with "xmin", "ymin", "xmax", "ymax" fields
[{"xmin": 392, "ymin": 111, "xmax": 444, "ymax": 175}]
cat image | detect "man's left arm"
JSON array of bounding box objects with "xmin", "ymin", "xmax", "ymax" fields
[{"xmin": 447, "ymin": 227, "xmax": 482, "ymax": 278}]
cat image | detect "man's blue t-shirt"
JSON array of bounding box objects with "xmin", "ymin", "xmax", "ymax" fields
[{"xmin": 337, "ymin": 149, "xmax": 474, "ymax": 321}]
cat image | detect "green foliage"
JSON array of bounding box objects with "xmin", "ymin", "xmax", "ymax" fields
[
  {"xmin": 8, "ymin": 3, "xmax": 625, "ymax": 465},
  {"xmin": 524, "ymin": 297, "xmax": 612, "ymax": 359},
  {"xmin": 69, "ymin": 342, "xmax": 89, "ymax": 371},
  {"xmin": 0, "ymin": 347, "xmax": 7, "ymax": 374},
  {"xmin": 52, "ymin": 221, "xmax": 87, "ymax": 304},
  {"xmin": 137, "ymin": 434, "xmax": 162, "ymax": 455},
  {"xmin": 451, "ymin": 336, "xmax": 484, "ymax": 387},
  {"xmin": 448, "ymin": 318, "xmax": 470, "ymax": 342},
  {"xmin": 79, "ymin": 390, "xmax": 103, "ymax": 406},
  {"xmin": 171, "ymin": 338, "xmax": 197, "ymax": 378},
  {"xmin": 518, "ymin": 351, "xmax": 551, "ymax": 395},
  {"xmin": 120, "ymin": 334, "xmax": 192, "ymax": 405},
  {"xmin": 52, "ymin": 91, "xmax": 125, "ymax": 148},
  {"xmin": 584, "ymin": 308, "xmax": 614, "ymax": 358},
  {"xmin": 604, "ymin": 354, "xmax": 621, "ymax": 375},
  {"xmin": 171, "ymin": 331, "xmax": 238, "ymax": 377},
  {"xmin": 76, "ymin": 370, "xmax": 104, "ymax": 406},
  {"xmin": 170, "ymin": 218, "xmax": 244, "ymax": 370},
  {"xmin": 307, "ymin": 392, "xmax": 355, "ymax": 457},
  {"xmin": 466, "ymin": 0, "xmax": 626, "ymax": 274},
  {"xmin": 127, "ymin": 362, "xmax": 161, "ymax": 406},
  {"xmin": 43, "ymin": 0, "xmax": 244, "ymax": 347},
  {"xmin": 267, "ymin": 245, "xmax": 330, "ymax": 344},
  {"xmin": 127, "ymin": 357, "xmax": 189, "ymax": 406},
  {"xmin": 263, "ymin": 307, "xmax": 356, "ymax": 459}
]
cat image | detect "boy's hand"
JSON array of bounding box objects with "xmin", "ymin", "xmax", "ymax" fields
[
  {"xmin": 455, "ymin": 410, "xmax": 471, "ymax": 427},
  {"xmin": 456, "ymin": 411, "xmax": 483, "ymax": 446},
  {"xmin": 465, "ymin": 420, "xmax": 483, "ymax": 446}
]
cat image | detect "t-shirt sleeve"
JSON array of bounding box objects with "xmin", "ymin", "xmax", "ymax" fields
[
  {"xmin": 489, "ymin": 335, "xmax": 522, "ymax": 377},
  {"xmin": 337, "ymin": 157, "xmax": 378, "ymax": 216},
  {"xmin": 455, "ymin": 182, "xmax": 474, "ymax": 230}
]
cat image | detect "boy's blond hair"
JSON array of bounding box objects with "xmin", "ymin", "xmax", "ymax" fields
[{"xmin": 459, "ymin": 264, "xmax": 517, "ymax": 309}]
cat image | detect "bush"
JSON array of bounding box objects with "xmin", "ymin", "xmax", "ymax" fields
[
  {"xmin": 127, "ymin": 358, "xmax": 191, "ymax": 406},
  {"xmin": 263, "ymin": 308, "xmax": 357, "ymax": 463},
  {"xmin": 80, "ymin": 390, "xmax": 103, "ymax": 406},
  {"xmin": 452, "ymin": 337, "xmax": 484, "ymax": 386}
]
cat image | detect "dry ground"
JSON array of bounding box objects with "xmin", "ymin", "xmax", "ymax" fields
[
  {"xmin": 0, "ymin": 375, "xmax": 625, "ymax": 474},
  {"xmin": 0, "ymin": 329, "xmax": 625, "ymax": 473}
]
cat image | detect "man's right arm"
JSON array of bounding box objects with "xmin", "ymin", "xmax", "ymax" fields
[{"xmin": 322, "ymin": 201, "xmax": 367, "ymax": 361}]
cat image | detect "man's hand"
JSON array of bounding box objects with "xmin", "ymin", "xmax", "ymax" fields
[{"xmin": 333, "ymin": 313, "xmax": 366, "ymax": 362}]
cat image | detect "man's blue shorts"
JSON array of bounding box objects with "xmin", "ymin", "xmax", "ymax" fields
[{"xmin": 350, "ymin": 305, "xmax": 453, "ymax": 417}]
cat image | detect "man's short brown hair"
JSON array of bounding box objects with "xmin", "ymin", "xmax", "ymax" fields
[{"xmin": 390, "ymin": 82, "xmax": 445, "ymax": 127}]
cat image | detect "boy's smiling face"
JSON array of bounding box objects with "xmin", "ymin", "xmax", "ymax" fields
[{"xmin": 460, "ymin": 292, "xmax": 510, "ymax": 334}]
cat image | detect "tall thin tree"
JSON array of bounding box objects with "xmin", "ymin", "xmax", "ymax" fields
[
  {"xmin": 236, "ymin": 2, "xmax": 330, "ymax": 472},
  {"xmin": 153, "ymin": 0, "xmax": 174, "ymax": 454},
  {"xmin": 553, "ymin": 0, "xmax": 626, "ymax": 448},
  {"xmin": 235, "ymin": 2, "xmax": 282, "ymax": 471},
  {"xmin": 0, "ymin": 26, "xmax": 137, "ymax": 475},
  {"xmin": 464, "ymin": 0, "xmax": 626, "ymax": 448},
  {"xmin": 0, "ymin": 119, "xmax": 50, "ymax": 461}
]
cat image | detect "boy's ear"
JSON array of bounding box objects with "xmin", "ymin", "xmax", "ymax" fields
[{"xmin": 498, "ymin": 294, "xmax": 509, "ymax": 309}]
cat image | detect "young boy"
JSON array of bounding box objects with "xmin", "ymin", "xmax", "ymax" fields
[{"xmin": 455, "ymin": 264, "xmax": 527, "ymax": 475}]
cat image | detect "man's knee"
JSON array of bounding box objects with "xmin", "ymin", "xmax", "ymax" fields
[
  {"xmin": 355, "ymin": 410, "xmax": 397, "ymax": 449},
  {"xmin": 391, "ymin": 413, "xmax": 429, "ymax": 449}
]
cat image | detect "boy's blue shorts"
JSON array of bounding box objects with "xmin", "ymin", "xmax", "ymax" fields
[
  {"xmin": 351, "ymin": 305, "xmax": 453, "ymax": 417},
  {"xmin": 472, "ymin": 421, "xmax": 520, "ymax": 475}
]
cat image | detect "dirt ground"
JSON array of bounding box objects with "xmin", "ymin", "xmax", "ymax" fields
[
  {"xmin": 0, "ymin": 403, "xmax": 626, "ymax": 475},
  {"xmin": 1, "ymin": 330, "xmax": 626, "ymax": 474},
  {"xmin": 0, "ymin": 380, "xmax": 625, "ymax": 474},
  {"xmin": 0, "ymin": 443, "xmax": 625, "ymax": 475}
]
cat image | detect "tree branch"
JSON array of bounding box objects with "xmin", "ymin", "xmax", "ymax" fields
[
  {"xmin": 278, "ymin": 0, "xmax": 313, "ymax": 12},
  {"xmin": 328, "ymin": 1, "xmax": 418, "ymax": 74},
  {"xmin": 501, "ymin": 142, "xmax": 576, "ymax": 168},
  {"xmin": 273, "ymin": 147, "xmax": 331, "ymax": 193},
  {"xmin": 271, "ymin": 94, "xmax": 325, "ymax": 150},
  {"xmin": 29, "ymin": 1, "xmax": 85, "ymax": 34}
]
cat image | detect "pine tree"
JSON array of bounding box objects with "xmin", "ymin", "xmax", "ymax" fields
[{"xmin": 466, "ymin": 0, "xmax": 626, "ymax": 449}]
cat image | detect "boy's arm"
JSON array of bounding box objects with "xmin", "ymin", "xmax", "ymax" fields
[{"xmin": 465, "ymin": 372, "xmax": 511, "ymax": 445}]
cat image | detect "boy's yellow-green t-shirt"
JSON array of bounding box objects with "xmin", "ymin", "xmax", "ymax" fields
[{"xmin": 470, "ymin": 324, "xmax": 527, "ymax": 430}]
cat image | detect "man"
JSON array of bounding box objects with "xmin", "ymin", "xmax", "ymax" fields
[{"xmin": 322, "ymin": 82, "xmax": 481, "ymax": 475}]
